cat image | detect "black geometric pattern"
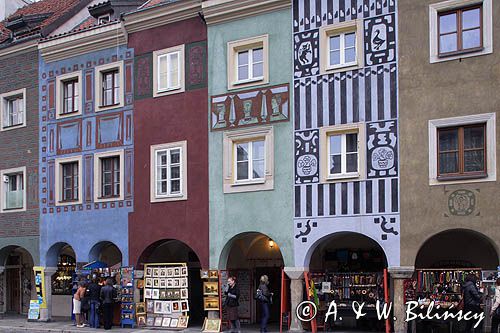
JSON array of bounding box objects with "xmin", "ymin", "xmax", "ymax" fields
[
  {"xmin": 294, "ymin": 30, "xmax": 320, "ymax": 78},
  {"xmin": 367, "ymin": 120, "xmax": 398, "ymax": 178},
  {"xmin": 364, "ymin": 14, "xmax": 396, "ymax": 66},
  {"xmin": 295, "ymin": 130, "xmax": 320, "ymax": 184}
]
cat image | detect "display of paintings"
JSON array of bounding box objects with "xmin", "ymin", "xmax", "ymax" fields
[
  {"xmin": 146, "ymin": 267, "xmax": 153, "ymax": 277},
  {"xmin": 160, "ymin": 290, "xmax": 167, "ymax": 299},
  {"xmin": 137, "ymin": 314, "xmax": 146, "ymax": 327},
  {"xmin": 167, "ymin": 290, "xmax": 174, "ymax": 299},
  {"xmin": 203, "ymin": 297, "xmax": 219, "ymax": 311},
  {"xmin": 200, "ymin": 270, "xmax": 209, "ymax": 279},
  {"xmin": 178, "ymin": 316, "xmax": 189, "ymax": 329},
  {"xmin": 203, "ymin": 282, "xmax": 218, "ymax": 296},
  {"xmin": 146, "ymin": 300, "xmax": 154, "ymax": 313},
  {"xmin": 174, "ymin": 267, "xmax": 181, "ymax": 277},
  {"xmin": 482, "ymin": 270, "xmax": 498, "ymax": 283},
  {"xmin": 167, "ymin": 268, "xmax": 174, "ymax": 277},
  {"xmin": 154, "ymin": 301, "xmax": 163, "ymax": 313},
  {"xmin": 167, "ymin": 278, "xmax": 174, "ymax": 288},
  {"xmin": 154, "ymin": 316, "xmax": 163, "ymax": 327},
  {"xmin": 173, "ymin": 278, "xmax": 180, "ymax": 288},
  {"xmin": 180, "ymin": 277, "xmax": 188, "ymax": 288},
  {"xmin": 160, "ymin": 278, "xmax": 167, "ymax": 288},
  {"xmin": 152, "ymin": 289, "xmax": 160, "ymax": 299},
  {"xmin": 145, "ymin": 289, "xmax": 152, "ymax": 299},
  {"xmin": 172, "ymin": 300, "xmax": 181, "ymax": 313},
  {"xmin": 136, "ymin": 302, "xmax": 146, "ymax": 314},
  {"xmin": 163, "ymin": 301, "xmax": 172, "ymax": 314},
  {"xmin": 181, "ymin": 267, "xmax": 188, "ymax": 276},
  {"xmin": 153, "ymin": 268, "xmax": 160, "ymax": 277},
  {"xmin": 170, "ymin": 318, "xmax": 179, "ymax": 328},
  {"xmin": 181, "ymin": 288, "xmax": 188, "ymax": 299},
  {"xmin": 145, "ymin": 278, "xmax": 153, "ymax": 288},
  {"xmin": 208, "ymin": 270, "xmax": 218, "ymax": 279},
  {"xmin": 162, "ymin": 317, "xmax": 171, "ymax": 327},
  {"xmin": 153, "ymin": 278, "xmax": 160, "ymax": 288},
  {"xmin": 180, "ymin": 300, "xmax": 189, "ymax": 312},
  {"xmin": 146, "ymin": 317, "xmax": 154, "ymax": 326},
  {"xmin": 137, "ymin": 279, "xmax": 144, "ymax": 289},
  {"xmin": 202, "ymin": 318, "xmax": 221, "ymax": 332},
  {"xmin": 173, "ymin": 290, "xmax": 181, "ymax": 299},
  {"xmin": 160, "ymin": 268, "xmax": 167, "ymax": 277}
]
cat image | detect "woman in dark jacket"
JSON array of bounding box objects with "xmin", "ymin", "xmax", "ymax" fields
[
  {"xmin": 225, "ymin": 276, "xmax": 241, "ymax": 333},
  {"xmin": 463, "ymin": 273, "xmax": 483, "ymax": 333},
  {"xmin": 100, "ymin": 278, "xmax": 116, "ymax": 330},
  {"xmin": 257, "ymin": 275, "xmax": 271, "ymax": 333}
]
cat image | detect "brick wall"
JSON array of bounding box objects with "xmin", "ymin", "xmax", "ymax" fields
[{"xmin": 0, "ymin": 48, "xmax": 39, "ymax": 238}]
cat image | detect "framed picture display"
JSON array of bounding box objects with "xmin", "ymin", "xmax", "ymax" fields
[
  {"xmin": 200, "ymin": 270, "xmax": 209, "ymax": 279},
  {"xmin": 203, "ymin": 282, "xmax": 219, "ymax": 296},
  {"xmin": 162, "ymin": 317, "xmax": 171, "ymax": 327},
  {"xmin": 180, "ymin": 288, "xmax": 188, "ymax": 299},
  {"xmin": 181, "ymin": 266, "xmax": 188, "ymax": 276},
  {"xmin": 167, "ymin": 278, "xmax": 174, "ymax": 288},
  {"xmin": 172, "ymin": 300, "xmax": 181, "ymax": 313},
  {"xmin": 180, "ymin": 300, "xmax": 189, "ymax": 312},
  {"xmin": 160, "ymin": 268, "xmax": 167, "ymax": 277},
  {"xmin": 145, "ymin": 289, "xmax": 152, "ymax": 299},
  {"xmin": 154, "ymin": 301, "xmax": 163, "ymax": 314},
  {"xmin": 208, "ymin": 270, "xmax": 218, "ymax": 279},
  {"xmin": 173, "ymin": 290, "xmax": 181, "ymax": 299},
  {"xmin": 173, "ymin": 278, "xmax": 180, "ymax": 288},
  {"xmin": 146, "ymin": 316, "xmax": 154, "ymax": 326},
  {"xmin": 202, "ymin": 318, "xmax": 222, "ymax": 332},
  {"xmin": 145, "ymin": 278, "xmax": 153, "ymax": 288},
  {"xmin": 153, "ymin": 268, "xmax": 160, "ymax": 277},
  {"xmin": 146, "ymin": 300, "xmax": 154, "ymax": 313},
  {"xmin": 145, "ymin": 267, "xmax": 152, "ymax": 277},
  {"xmin": 163, "ymin": 301, "xmax": 172, "ymax": 314},
  {"xmin": 160, "ymin": 290, "xmax": 167, "ymax": 299},
  {"xmin": 170, "ymin": 318, "xmax": 179, "ymax": 328},
  {"xmin": 203, "ymin": 297, "xmax": 219, "ymax": 311},
  {"xmin": 178, "ymin": 315, "xmax": 189, "ymax": 329},
  {"xmin": 153, "ymin": 278, "xmax": 160, "ymax": 288},
  {"xmin": 154, "ymin": 316, "xmax": 163, "ymax": 327},
  {"xmin": 167, "ymin": 268, "xmax": 174, "ymax": 277},
  {"xmin": 180, "ymin": 277, "xmax": 188, "ymax": 288},
  {"xmin": 152, "ymin": 289, "xmax": 160, "ymax": 300},
  {"xmin": 160, "ymin": 278, "xmax": 167, "ymax": 288},
  {"xmin": 174, "ymin": 267, "xmax": 181, "ymax": 277},
  {"xmin": 137, "ymin": 279, "xmax": 144, "ymax": 289},
  {"xmin": 137, "ymin": 314, "xmax": 146, "ymax": 327},
  {"xmin": 136, "ymin": 302, "xmax": 146, "ymax": 315}
]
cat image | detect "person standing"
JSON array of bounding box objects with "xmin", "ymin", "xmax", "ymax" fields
[
  {"xmin": 100, "ymin": 278, "xmax": 116, "ymax": 330},
  {"xmin": 87, "ymin": 277, "xmax": 102, "ymax": 328},
  {"xmin": 490, "ymin": 278, "xmax": 500, "ymax": 333},
  {"xmin": 257, "ymin": 275, "xmax": 272, "ymax": 333},
  {"xmin": 463, "ymin": 273, "xmax": 483, "ymax": 333},
  {"xmin": 73, "ymin": 281, "xmax": 87, "ymax": 328},
  {"xmin": 224, "ymin": 276, "xmax": 241, "ymax": 333}
]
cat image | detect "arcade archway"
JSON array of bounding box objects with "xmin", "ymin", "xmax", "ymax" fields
[
  {"xmin": 88, "ymin": 241, "xmax": 122, "ymax": 267},
  {"xmin": 46, "ymin": 242, "xmax": 76, "ymax": 317}
]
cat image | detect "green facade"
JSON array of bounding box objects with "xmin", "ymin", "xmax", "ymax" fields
[{"xmin": 207, "ymin": 8, "xmax": 294, "ymax": 268}]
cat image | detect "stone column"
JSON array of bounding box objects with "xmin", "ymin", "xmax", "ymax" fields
[
  {"xmin": 389, "ymin": 266, "xmax": 415, "ymax": 333},
  {"xmin": 284, "ymin": 267, "xmax": 307, "ymax": 332},
  {"xmin": 39, "ymin": 267, "xmax": 57, "ymax": 322}
]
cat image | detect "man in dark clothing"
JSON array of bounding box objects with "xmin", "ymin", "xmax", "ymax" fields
[
  {"xmin": 100, "ymin": 278, "xmax": 116, "ymax": 330},
  {"xmin": 463, "ymin": 274, "xmax": 483, "ymax": 333},
  {"xmin": 87, "ymin": 277, "xmax": 101, "ymax": 328}
]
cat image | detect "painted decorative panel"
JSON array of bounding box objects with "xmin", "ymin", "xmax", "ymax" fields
[
  {"xmin": 134, "ymin": 53, "xmax": 152, "ymax": 100},
  {"xmin": 295, "ymin": 130, "xmax": 319, "ymax": 184},
  {"xmin": 96, "ymin": 113, "xmax": 123, "ymax": 149},
  {"xmin": 367, "ymin": 120, "xmax": 398, "ymax": 178},
  {"xmin": 364, "ymin": 14, "xmax": 396, "ymax": 66},
  {"xmin": 294, "ymin": 30, "xmax": 320, "ymax": 78},
  {"xmin": 56, "ymin": 120, "xmax": 82, "ymax": 154},
  {"xmin": 186, "ymin": 41, "xmax": 208, "ymax": 90},
  {"xmin": 210, "ymin": 83, "xmax": 289, "ymax": 131}
]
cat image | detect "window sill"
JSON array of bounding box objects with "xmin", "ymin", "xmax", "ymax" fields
[
  {"xmin": 1, "ymin": 207, "xmax": 25, "ymax": 213},
  {"xmin": 58, "ymin": 110, "xmax": 81, "ymax": 119},
  {"xmin": 437, "ymin": 173, "xmax": 487, "ymax": 181},
  {"xmin": 1, "ymin": 123, "xmax": 26, "ymax": 131},
  {"xmin": 151, "ymin": 194, "xmax": 187, "ymax": 203},
  {"xmin": 228, "ymin": 77, "xmax": 268, "ymax": 91},
  {"xmin": 232, "ymin": 179, "xmax": 266, "ymax": 186},
  {"xmin": 95, "ymin": 102, "xmax": 123, "ymax": 112},
  {"xmin": 154, "ymin": 86, "xmax": 185, "ymax": 98},
  {"xmin": 438, "ymin": 47, "xmax": 484, "ymax": 59},
  {"xmin": 326, "ymin": 173, "xmax": 360, "ymax": 181},
  {"xmin": 321, "ymin": 62, "xmax": 361, "ymax": 75}
]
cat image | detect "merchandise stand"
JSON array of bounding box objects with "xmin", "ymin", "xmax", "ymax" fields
[
  {"xmin": 200, "ymin": 269, "xmax": 222, "ymax": 332},
  {"xmin": 120, "ymin": 266, "xmax": 135, "ymax": 328},
  {"xmin": 279, "ymin": 269, "xmax": 291, "ymax": 333},
  {"xmin": 143, "ymin": 263, "xmax": 190, "ymax": 330}
]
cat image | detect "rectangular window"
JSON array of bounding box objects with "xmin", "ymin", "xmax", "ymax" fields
[
  {"xmin": 61, "ymin": 162, "xmax": 78, "ymax": 202},
  {"xmin": 438, "ymin": 5, "xmax": 482, "ymax": 56},
  {"xmin": 328, "ymin": 132, "xmax": 359, "ymax": 177},
  {"xmin": 4, "ymin": 96, "xmax": 24, "ymax": 128},
  {"xmin": 4, "ymin": 173, "xmax": 23, "ymax": 210},
  {"xmin": 100, "ymin": 156, "xmax": 120, "ymax": 198},
  {"xmin": 235, "ymin": 139, "xmax": 265, "ymax": 182},
  {"xmin": 155, "ymin": 147, "xmax": 182, "ymax": 197},
  {"xmin": 438, "ymin": 124, "xmax": 486, "ymax": 178},
  {"xmin": 236, "ymin": 47, "xmax": 264, "ymax": 82},
  {"xmin": 329, "ymin": 32, "xmax": 357, "ymax": 68},
  {"xmin": 62, "ymin": 79, "xmax": 79, "ymax": 114},
  {"xmin": 102, "ymin": 70, "xmax": 120, "ymax": 107},
  {"xmin": 158, "ymin": 52, "xmax": 181, "ymax": 91}
]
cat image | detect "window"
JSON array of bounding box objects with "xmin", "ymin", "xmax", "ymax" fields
[
  {"xmin": 429, "ymin": 0, "xmax": 492, "ymax": 63},
  {"xmin": 0, "ymin": 167, "xmax": 26, "ymax": 212},
  {"xmin": 428, "ymin": 113, "xmax": 496, "ymax": 185},
  {"xmin": 94, "ymin": 150, "xmax": 124, "ymax": 202},
  {"xmin": 0, "ymin": 89, "xmax": 26, "ymax": 130},
  {"xmin": 56, "ymin": 72, "xmax": 82, "ymax": 118},
  {"xmin": 153, "ymin": 45, "xmax": 185, "ymax": 97},
  {"xmin": 227, "ymin": 35, "xmax": 269, "ymax": 90},
  {"xmin": 320, "ymin": 20, "xmax": 364, "ymax": 74},
  {"xmin": 55, "ymin": 156, "xmax": 82, "ymax": 206},
  {"xmin": 223, "ymin": 126, "xmax": 274, "ymax": 193},
  {"xmin": 95, "ymin": 61, "xmax": 124, "ymax": 111},
  {"xmin": 98, "ymin": 14, "xmax": 110, "ymax": 24},
  {"xmin": 150, "ymin": 141, "xmax": 187, "ymax": 202},
  {"xmin": 319, "ymin": 123, "xmax": 366, "ymax": 182},
  {"xmin": 438, "ymin": 5, "xmax": 482, "ymax": 56},
  {"xmin": 62, "ymin": 162, "xmax": 78, "ymax": 202}
]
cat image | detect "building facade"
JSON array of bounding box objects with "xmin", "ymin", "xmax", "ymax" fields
[{"xmin": 38, "ymin": 6, "xmax": 136, "ymax": 316}]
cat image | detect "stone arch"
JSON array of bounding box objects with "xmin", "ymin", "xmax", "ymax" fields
[{"xmin": 88, "ymin": 241, "xmax": 122, "ymax": 267}]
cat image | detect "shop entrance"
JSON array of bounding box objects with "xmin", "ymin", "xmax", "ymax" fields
[
  {"xmin": 137, "ymin": 239, "xmax": 203, "ymax": 325},
  {"xmin": 46, "ymin": 242, "xmax": 76, "ymax": 317},
  {"xmin": 89, "ymin": 241, "xmax": 122, "ymax": 267},
  {"xmin": 220, "ymin": 232, "xmax": 284, "ymax": 327},
  {"xmin": 307, "ymin": 232, "xmax": 388, "ymax": 332},
  {"xmin": 1, "ymin": 246, "xmax": 34, "ymax": 314}
]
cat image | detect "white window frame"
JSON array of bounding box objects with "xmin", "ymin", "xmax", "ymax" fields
[
  {"xmin": 320, "ymin": 20, "xmax": 364, "ymax": 74},
  {"xmin": 94, "ymin": 149, "xmax": 124, "ymax": 203},
  {"xmin": 0, "ymin": 88, "xmax": 26, "ymax": 131},
  {"xmin": 94, "ymin": 61, "xmax": 124, "ymax": 112},
  {"xmin": 153, "ymin": 45, "xmax": 185, "ymax": 97},
  {"xmin": 235, "ymin": 48, "xmax": 264, "ymax": 84},
  {"xmin": 0, "ymin": 166, "xmax": 26, "ymax": 213},
  {"xmin": 98, "ymin": 14, "xmax": 111, "ymax": 25},
  {"xmin": 223, "ymin": 126, "xmax": 274, "ymax": 193},
  {"xmin": 428, "ymin": 112, "xmax": 496, "ymax": 185},
  {"xmin": 233, "ymin": 139, "xmax": 266, "ymax": 183},
  {"xmin": 227, "ymin": 34, "xmax": 269, "ymax": 90},
  {"xmin": 150, "ymin": 141, "xmax": 188, "ymax": 202},
  {"xmin": 55, "ymin": 155, "xmax": 83, "ymax": 206},
  {"xmin": 429, "ymin": 0, "xmax": 493, "ymax": 63},
  {"xmin": 56, "ymin": 71, "xmax": 83, "ymax": 119},
  {"xmin": 319, "ymin": 123, "xmax": 367, "ymax": 183}
]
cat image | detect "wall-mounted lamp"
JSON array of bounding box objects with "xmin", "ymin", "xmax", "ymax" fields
[{"xmin": 268, "ymin": 239, "xmax": 275, "ymax": 249}]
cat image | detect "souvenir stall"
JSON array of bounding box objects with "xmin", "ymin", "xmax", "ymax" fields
[
  {"xmin": 51, "ymin": 254, "xmax": 76, "ymax": 295},
  {"xmin": 142, "ymin": 263, "xmax": 190, "ymax": 329},
  {"xmin": 120, "ymin": 266, "xmax": 135, "ymax": 328},
  {"xmin": 200, "ymin": 269, "xmax": 222, "ymax": 332}
]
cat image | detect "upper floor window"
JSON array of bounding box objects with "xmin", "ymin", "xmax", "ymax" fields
[
  {"xmin": 438, "ymin": 5, "xmax": 482, "ymax": 56},
  {"xmin": 320, "ymin": 20, "xmax": 364, "ymax": 74},
  {"xmin": 235, "ymin": 140, "xmax": 265, "ymax": 182},
  {"xmin": 98, "ymin": 14, "xmax": 110, "ymax": 25},
  {"xmin": 55, "ymin": 156, "xmax": 82, "ymax": 206},
  {"xmin": 1, "ymin": 167, "xmax": 26, "ymax": 212},
  {"xmin": 1, "ymin": 89, "xmax": 26, "ymax": 130},
  {"xmin": 94, "ymin": 150, "xmax": 124, "ymax": 202},
  {"xmin": 95, "ymin": 61, "xmax": 124, "ymax": 112},
  {"xmin": 153, "ymin": 45, "xmax": 185, "ymax": 97},
  {"xmin": 150, "ymin": 141, "xmax": 187, "ymax": 202},
  {"xmin": 56, "ymin": 72, "xmax": 82, "ymax": 119},
  {"xmin": 63, "ymin": 79, "xmax": 79, "ymax": 114},
  {"xmin": 227, "ymin": 35, "xmax": 269, "ymax": 90},
  {"xmin": 438, "ymin": 124, "xmax": 486, "ymax": 178}
]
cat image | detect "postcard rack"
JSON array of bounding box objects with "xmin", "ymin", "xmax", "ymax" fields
[
  {"xmin": 143, "ymin": 263, "xmax": 190, "ymax": 330},
  {"xmin": 120, "ymin": 266, "xmax": 135, "ymax": 328}
]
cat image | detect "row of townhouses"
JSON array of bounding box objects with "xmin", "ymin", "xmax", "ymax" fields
[{"xmin": 0, "ymin": 0, "xmax": 497, "ymax": 332}]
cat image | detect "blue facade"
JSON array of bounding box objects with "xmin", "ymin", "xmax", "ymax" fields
[{"xmin": 38, "ymin": 43, "xmax": 134, "ymax": 267}]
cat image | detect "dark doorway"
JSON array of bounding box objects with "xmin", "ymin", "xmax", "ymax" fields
[{"xmin": 6, "ymin": 267, "xmax": 20, "ymax": 313}]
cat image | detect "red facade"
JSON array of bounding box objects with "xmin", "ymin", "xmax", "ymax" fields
[{"xmin": 127, "ymin": 17, "xmax": 209, "ymax": 267}]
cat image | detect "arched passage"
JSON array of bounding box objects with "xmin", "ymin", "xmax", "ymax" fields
[
  {"xmin": 0, "ymin": 246, "xmax": 35, "ymax": 314},
  {"xmin": 415, "ymin": 229, "xmax": 499, "ymax": 269},
  {"xmin": 46, "ymin": 242, "xmax": 76, "ymax": 317},
  {"xmin": 88, "ymin": 241, "xmax": 122, "ymax": 267},
  {"xmin": 137, "ymin": 239, "xmax": 203, "ymax": 325},
  {"xmin": 219, "ymin": 232, "xmax": 285, "ymax": 327}
]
